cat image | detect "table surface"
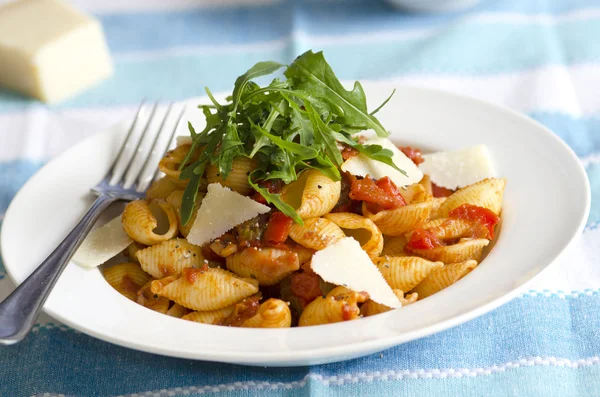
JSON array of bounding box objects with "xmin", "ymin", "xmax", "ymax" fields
[{"xmin": 0, "ymin": 0, "xmax": 599, "ymax": 396}]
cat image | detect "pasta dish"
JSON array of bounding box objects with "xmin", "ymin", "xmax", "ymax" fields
[{"xmin": 95, "ymin": 50, "xmax": 505, "ymax": 328}]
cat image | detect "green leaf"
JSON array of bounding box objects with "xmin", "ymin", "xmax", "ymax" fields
[
  {"xmin": 253, "ymin": 123, "xmax": 318, "ymax": 160},
  {"xmin": 356, "ymin": 144, "xmax": 407, "ymax": 176},
  {"xmin": 204, "ymin": 87, "xmax": 223, "ymax": 110},
  {"xmin": 370, "ymin": 89, "xmax": 395, "ymax": 116},
  {"xmin": 180, "ymin": 171, "xmax": 202, "ymax": 226},
  {"xmin": 232, "ymin": 61, "xmax": 285, "ymax": 108},
  {"xmin": 285, "ymin": 50, "xmax": 389, "ymax": 137},
  {"xmin": 248, "ymin": 171, "xmax": 303, "ymax": 225},
  {"xmin": 304, "ymin": 102, "xmax": 343, "ymax": 166}
]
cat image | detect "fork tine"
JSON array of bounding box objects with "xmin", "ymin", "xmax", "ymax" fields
[
  {"xmin": 120, "ymin": 102, "xmax": 161, "ymax": 189},
  {"xmin": 135, "ymin": 102, "xmax": 177, "ymax": 192},
  {"xmin": 107, "ymin": 99, "xmax": 146, "ymax": 184}
]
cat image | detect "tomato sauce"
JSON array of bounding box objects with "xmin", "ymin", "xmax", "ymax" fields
[
  {"xmin": 399, "ymin": 146, "xmax": 424, "ymax": 165},
  {"xmin": 220, "ymin": 295, "xmax": 261, "ymax": 326},
  {"xmin": 431, "ymin": 183, "xmax": 454, "ymax": 198},
  {"xmin": 449, "ymin": 204, "xmax": 500, "ymax": 239},
  {"xmin": 290, "ymin": 264, "xmax": 322, "ymax": 308},
  {"xmin": 348, "ymin": 175, "xmax": 406, "ymax": 213},
  {"xmin": 405, "ymin": 228, "xmax": 445, "ymax": 251},
  {"xmin": 263, "ymin": 212, "xmax": 293, "ymax": 245}
]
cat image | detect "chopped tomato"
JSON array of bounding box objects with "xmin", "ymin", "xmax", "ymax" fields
[
  {"xmin": 399, "ymin": 146, "xmax": 424, "ymax": 165},
  {"xmin": 405, "ymin": 228, "xmax": 445, "ymax": 250},
  {"xmin": 431, "ymin": 183, "xmax": 454, "ymax": 198},
  {"xmin": 341, "ymin": 145, "xmax": 359, "ymax": 160},
  {"xmin": 290, "ymin": 264, "xmax": 322, "ymax": 308},
  {"xmin": 263, "ymin": 212, "xmax": 294, "ymax": 245},
  {"xmin": 220, "ymin": 295, "xmax": 261, "ymax": 326},
  {"xmin": 449, "ymin": 204, "xmax": 500, "ymax": 239},
  {"xmin": 349, "ymin": 175, "xmax": 406, "ymax": 213}
]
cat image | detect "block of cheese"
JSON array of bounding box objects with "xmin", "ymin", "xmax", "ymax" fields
[
  {"xmin": 419, "ymin": 145, "xmax": 496, "ymax": 190},
  {"xmin": 311, "ymin": 237, "xmax": 401, "ymax": 308},
  {"xmin": 72, "ymin": 215, "xmax": 132, "ymax": 268},
  {"xmin": 341, "ymin": 137, "xmax": 423, "ymax": 187},
  {"xmin": 0, "ymin": 0, "xmax": 113, "ymax": 103},
  {"xmin": 187, "ymin": 183, "xmax": 271, "ymax": 246}
]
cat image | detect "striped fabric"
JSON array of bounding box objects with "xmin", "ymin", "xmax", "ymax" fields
[{"xmin": 1, "ymin": 0, "xmax": 599, "ymax": 395}]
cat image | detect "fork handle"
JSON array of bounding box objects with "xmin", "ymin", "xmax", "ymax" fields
[{"xmin": 0, "ymin": 195, "xmax": 118, "ymax": 344}]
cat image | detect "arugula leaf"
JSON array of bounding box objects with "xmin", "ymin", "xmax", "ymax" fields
[
  {"xmin": 285, "ymin": 50, "xmax": 389, "ymax": 137},
  {"xmin": 355, "ymin": 144, "xmax": 407, "ymax": 176},
  {"xmin": 248, "ymin": 171, "xmax": 303, "ymax": 225},
  {"xmin": 305, "ymin": 102, "xmax": 343, "ymax": 167},
  {"xmin": 181, "ymin": 170, "xmax": 203, "ymax": 226},
  {"xmin": 370, "ymin": 88, "xmax": 396, "ymax": 116},
  {"xmin": 232, "ymin": 61, "xmax": 285, "ymax": 109}
]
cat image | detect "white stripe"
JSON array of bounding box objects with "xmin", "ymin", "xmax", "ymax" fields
[
  {"xmin": 116, "ymin": 356, "xmax": 600, "ymax": 396},
  {"xmin": 1, "ymin": 64, "xmax": 600, "ymax": 163},
  {"xmin": 581, "ymin": 152, "xmax": 600, "ymax": 168},
  {"xmin": 521, "ymin": 289, "xmax": 600, "ymax": 298}
]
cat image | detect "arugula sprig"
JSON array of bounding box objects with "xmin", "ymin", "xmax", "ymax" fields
[{"xmin": 178, "ymin": 50, "xmax": 401, "ymax": 225}]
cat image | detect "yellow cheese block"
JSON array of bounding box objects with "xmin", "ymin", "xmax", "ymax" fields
[{"xmin": 0, "ymin": 0, "xmax": 113, "ymax": 103}]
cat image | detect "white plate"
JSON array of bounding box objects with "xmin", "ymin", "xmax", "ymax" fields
[{"xmin": 1, "ymin": 84, "xmax": 590, "ymax": 366}]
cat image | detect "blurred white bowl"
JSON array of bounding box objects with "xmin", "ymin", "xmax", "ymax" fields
[{"xmin": 385, "ymin": 0, "xmax": 480, "ymax": 12}]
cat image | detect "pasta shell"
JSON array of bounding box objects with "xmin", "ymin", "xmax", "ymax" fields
[
  {"xmin": 166, "ymin": 303, "xmax": 192, "ymax": 318},
  {"xmin": 165, "ymin": 190, "xmax": 203, "ymax": 237},
  {"xmin": 125, "ymin": 242, "xmax": 145, "ymax": 263},
  {"xmin": 288, "ymin": 217, "xmax": 345, "ymax": 250},
  {"xmin": 438, "ymin": 178, "xmax": 506, "ymax": 217},
  {"xmin": 299, "ymin": 286, "xmax": 369, "ymax": 327},
  {"xmin": 281, "ymin": 169, "xmax": 341, "ymax": 219},
  {"xmin": 158, "ymin": 144, "xmax": 198, "ymax": 182},
  {"xmin": 151, "ymin": 268, "xmax": 259, "ymax": 311},
  {"xmin": 429, "ymin": 197, "xmax": 447, "ymax": 220},
  {"xmin": 361, "ymin": 290, "xmax": 418, "ymax": 317},
  {"xmin": 182, "ymin": 306, "xmax": 235, "ymax": 325},
  {"xmin": 122, "ymin": 199, "xmax": 178, "ymax": 245},
  {"xmin": 226, "ymin": 247, "xmax": 300, "ymax": 286},
  {"xmin": 103, "ymin": 262, "xmax": 151, "ymax": 301},
  {"xmin": 362, "ymin": 187, "xmax": 432, "ymax": 236},
  {"xmin": 136, "ymin": 238, "xmax": 205, "ymax": 278},
  {"xmin": 146, "ymin": 176, "xmax": 185, "ymax": 201},
  {"xmin": 376, "ymin": 256, "xmax": 444, "ymax": 292},
  {"xmin": 241, "ymin": 299, "xmax": 292, "ymax": 328},
  {"xmin": 413, "ymin": 260, "xmax": 478, "ymax": 298},
  {"xmin": 289, "ymin": 244, "xmax": 315, "ymax": 265},
  {"xmin": 206, "ymin": 157, "xmax": 258, "ymax": 195},
  {"xmin": 409, "ymin": 238, "xmax": 489, "ymax": 263},
  {"xmin": 381, "ymin": 235, "xmax": 408, "ymax": 257},
  {"xmin": 136, "ymin": 280, "xmax": 170, "ymax": 314},
  {"xmin": 405, "ymin": 218, "xmax": 474, "ymax": 241},
  {"xmin": 324, "ymin": 212, "xmax": 383, "ymax": 258}
]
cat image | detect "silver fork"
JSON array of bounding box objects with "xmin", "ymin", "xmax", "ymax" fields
[{"xmin": 0, "ymin": 101, "xmax": 184, "ymax": 344}]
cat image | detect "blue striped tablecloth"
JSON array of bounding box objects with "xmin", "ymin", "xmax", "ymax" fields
[{"xmin": 1, "ymin": 0, "xmax": 599, "ymax": 395}]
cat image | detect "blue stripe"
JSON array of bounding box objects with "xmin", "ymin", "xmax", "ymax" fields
[
  {"xmin": 93, "ymin": 0, "xmax": 600, "ymax": 54},
  {"xmin": 1, "ymin": 294, "xmax": 600, "ymax": 396},
  {"xmin": 0, "ymin": 160, "xmax": 45, "ymax": 214},
  {"xmin": 586, "ymin": 163, "xmax": 600, "ymax": 227},
  {"xmin": 531, "ymin": 113, "xmax": 600, "ymax": 157},
  {"xmin": 2, "ymin": 15, "xmax": 600, "ymax": 113}
]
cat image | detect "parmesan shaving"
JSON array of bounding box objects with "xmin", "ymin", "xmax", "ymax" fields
[{"xmin": 73, "ymin": 215, "xmax": 132, "ymax": 268}]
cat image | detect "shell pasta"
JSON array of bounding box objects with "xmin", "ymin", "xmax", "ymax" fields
[{"xmin": 97, "ymin": 53, "xmax": 506, "ymax": 329}]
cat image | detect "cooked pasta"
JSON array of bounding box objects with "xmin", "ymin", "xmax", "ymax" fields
[
  {"xmin": 122, "ymin": 199, "xmax": 178, "ymax": 245},
  {"xmin": 408, "ymin": 238, "xmax": 489, "ymax": 263},
  {"xmin": 103, "ymin": 262, "xmax": 151, "ymax": 301},
  {"xmin": 136, "ymin": 280, "xmax": 170, "ymax": 314},
  {"xmin": 324, "ymin": 212, "xmax": 383, "ymax": 258},
  {"xmin": 206, "ymin": 157, "xmax": 258, "ymax": 195},
  {"xmin": 182, "ymin": 307, "xmax": 235, "ymax": 325},
  {"xmin": 281, "ymin": 169, "xmax": 341, "ymax": 219},
  {"xmin": 413, "ymin": 260, "xmax": 478, "ymax": 298},
  {"xmin": 146, "ymin": 176, "xmax": 185, "ymax": 201},
  {"xmin": 225, "ymin": 247, "xmax": 300, "ymax": 286},
  {"xmin": 299, "ymin": 286, "xmax": 369, "ymax": 327},
  {"xmin": 362, "ymin": 184, "xmax": 433, "ymax": 236},
  {"xmin": 100, "ymin": 57, "xmax": 507, "ymax": 329},
  {"xmin": 376, "ymin": 256, "xmax": 444, "ymax": 292},
  {"xmin": 150, "ymin": 268, "xmax": 259, "ymax": 311},
  {"xmin": 438, "ymin": 178, "xmax": 506, "ymax": 217},
  {"xmin": 288, "ymin": 217, "xmax": 345, "ymax": 250},
  {"xmin": 241, "ymin": 298, "xmax": 292, "ymax": 328},
  {"xmin": 165, "ymin": 190, "xmax": 203, "ymax": 237},
  {"xmin": 361, "ymin": 290, "xmax": 418, "ymax": 317}
]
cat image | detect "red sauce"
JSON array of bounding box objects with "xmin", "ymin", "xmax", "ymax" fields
[
  {"xmin": 290, "ymin": 264, "xmax": 322, "ymax": 308},
  {"xmin": 341, "ymin": 303, "xmax": 358, "ymax": 321},
  {"xmin": 431, "ymin": 183, "xmax": 454, "ymax": 198},
  {"xmin": 349, "ymin": 175, "xmax": 406, "ymax": 213},
  {"xmin": 263, "ymin": 212, "xmax": 293, "ymax": 245},
  {"xmin": 405, "ymin": 228, "xmax": 445, "ymax": 251},
  {"xmin": 341, "ymin": 145, "xmax": 359, "ymax": 160},
  {"xmin": 220, "ymin": 295, "xmax": 261, "ymax": 326},
  {"xmin": 449, "ymin": 204, "xmax": 500, "ymax": 239},
  {"xmin": 183, "ymin": 267, "xmax": 206, "ymax": 284},
  {"xmin": 201, "ymin": 244, "xmax": 226, "ymax": 263},
  {"xmin": 399, "ymin": 146, "xmax": 424, "ymax": 165}
]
